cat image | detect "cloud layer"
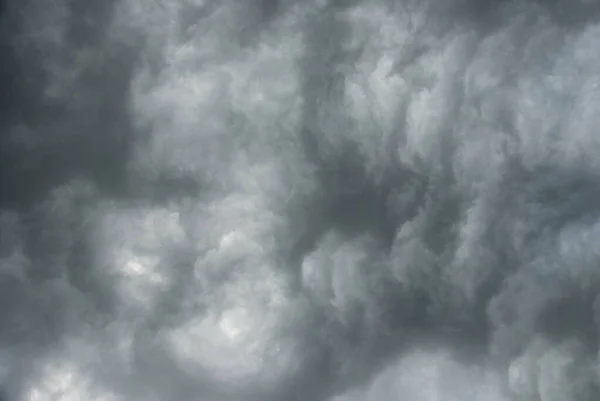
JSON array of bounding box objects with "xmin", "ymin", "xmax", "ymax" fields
[{"xmin": 1, "ymin": 0, "xmax": 600, "ymax": 400}]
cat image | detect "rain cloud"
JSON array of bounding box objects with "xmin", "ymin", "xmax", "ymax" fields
[{"xmin": 2, "ymin": 0, "xmax": 600, "ymax": 400}]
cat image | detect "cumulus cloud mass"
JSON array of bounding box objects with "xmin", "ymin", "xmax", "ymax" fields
[{"xmin": 2, "ymin": 0, "xmax": 600, "ymax": 400}]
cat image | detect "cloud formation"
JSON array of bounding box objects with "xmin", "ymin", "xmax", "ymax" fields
[{"xmin": 1, "ymin": 0, "xmax": 600, "ymax": 400}]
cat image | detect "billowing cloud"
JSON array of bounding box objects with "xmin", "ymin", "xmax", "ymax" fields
[{"xmin": 1, "ymin": 0, "xmax": 600, "ymax": 400}]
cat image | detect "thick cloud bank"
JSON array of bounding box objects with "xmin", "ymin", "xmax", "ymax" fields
[{"xmin": 2, "ymin": 0, "xmax": 600, "ymax": 400}]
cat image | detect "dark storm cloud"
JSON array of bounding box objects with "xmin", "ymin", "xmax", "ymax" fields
[
  {"xmin": 0, "ymin": 0, "xmax": 136, "ymax": 210},
  {"xmin": 1, "ymin": 0, "xmax": 600, "ymax": 400}
]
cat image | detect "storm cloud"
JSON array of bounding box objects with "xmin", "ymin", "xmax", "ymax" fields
[{"xmin": 1, "ymin": 0, "xmax": 600, "ymax": 400}]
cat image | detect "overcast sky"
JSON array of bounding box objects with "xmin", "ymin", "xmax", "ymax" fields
[{"xmin": 1, "ymin": 0, "xmax": 600, "ymax": 400}]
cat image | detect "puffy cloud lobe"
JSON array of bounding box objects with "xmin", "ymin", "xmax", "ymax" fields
[
  {"xmin": 332, "ymin": 348, "xmax": 511, "ymax": 401},
  {"xmin": 2, "ymin": 0, "xmax": 600, "ymax": 400}
]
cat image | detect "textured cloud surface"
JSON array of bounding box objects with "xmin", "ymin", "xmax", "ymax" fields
[{"xmin": 2, "ymin": 0, "xmax": 600, "ymax": 400}]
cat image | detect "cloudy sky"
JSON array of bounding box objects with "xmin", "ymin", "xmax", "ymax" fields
[{"xmin": 1, "ymin": 0, "xmax": 600, "ymax": 400}]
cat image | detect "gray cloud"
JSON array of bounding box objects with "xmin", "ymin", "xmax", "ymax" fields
[{"xmin": 1, "ymin": 0, "xmax": 600, "ymax": 400}]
